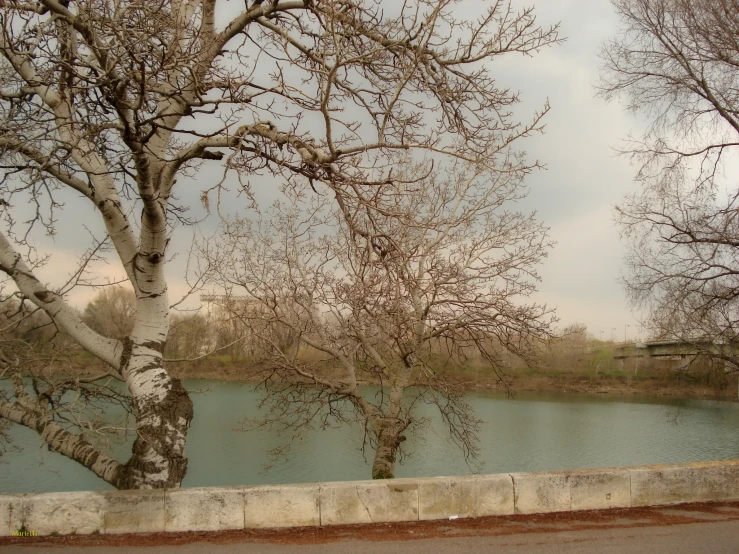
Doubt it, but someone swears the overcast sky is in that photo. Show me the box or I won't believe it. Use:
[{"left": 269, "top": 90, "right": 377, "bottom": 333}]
[
  {"left": 503, "top": 0, "right": 649, "bottom": 341},
  {"left": 30, "top": 0, "right": 656, "bottom": 341}
]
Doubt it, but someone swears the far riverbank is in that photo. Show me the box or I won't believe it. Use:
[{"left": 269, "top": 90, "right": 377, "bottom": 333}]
[{"left": 164, "top": 359, "right": 739, "bottom": 401}]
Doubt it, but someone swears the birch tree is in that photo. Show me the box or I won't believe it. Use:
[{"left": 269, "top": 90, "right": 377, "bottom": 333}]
[
  {"left": 600, "top": 0, "right": 739, "bottom": 371},
  {"left": 206, "top": 160, "right": 554, "bottom": 479},
  {"left": 0, "top": 0, "right": 559, "bottom": 488}
]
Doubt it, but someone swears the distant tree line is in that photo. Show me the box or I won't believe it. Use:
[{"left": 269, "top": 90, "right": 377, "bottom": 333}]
[{"left": 78, "top": 288, "right": 733, "bottom": 378}]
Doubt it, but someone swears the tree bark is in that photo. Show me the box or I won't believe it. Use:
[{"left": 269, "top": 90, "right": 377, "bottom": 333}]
[
  {"left": 0, "top": 398, "right": 125, "bottom": 486},
  {"left": 117, "top": 360, "right": 193, "bottom": 489},
  {"left": 371, "top": 422, "right": 405, "bottom": 479},
  {"left": 0, "top": 369, "right": 192, "bottom": 490},
  {"left": 115, "top": 251, "right": 194, "bottom": 488}
]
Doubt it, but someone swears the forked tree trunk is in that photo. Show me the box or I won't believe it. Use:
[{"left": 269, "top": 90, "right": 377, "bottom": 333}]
[
  {"left": 0, "top": 361, "right": 192, "bottom": 490},
  {"left": 0, "top": 230, "right": 194, "bottom": 489}
]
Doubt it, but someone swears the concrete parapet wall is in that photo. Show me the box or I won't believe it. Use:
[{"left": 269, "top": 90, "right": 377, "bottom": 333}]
[
  {"left": 244, "top": 484, "right": 320, "bottom": 529},
  {"left": 320, "top": 479, "right": 418, "bottom": 525},
  {"left": 631, "top": 460, "right": 739, "bottom": 506},
  {"left": 570, "top": 469, "right": 631, "bottom": 511},
  {"left": 417, "top": 474, "right": 514, "bottom": 520},
  {"left": 2, "top": 459, "right": 739, "bottom": 536},
  {"left": 104, "top": 490, "right": 164, "bottom": 534},
  {"left": 166, "top": 487, "right": 244, "bottom": 532}
]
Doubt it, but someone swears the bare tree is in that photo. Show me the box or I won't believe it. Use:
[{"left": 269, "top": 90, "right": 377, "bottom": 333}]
[
  {"left": 165, "top": 313, "right": 210, "bottom": 359},
  {"left": 205, "top": 159, "right": 554, "bottom": 479},
  {"left": 539, "top": 323, "right": 590, "bottom": 373},
  {"left": 211, "top": 299, "right": 298, "bottom": 361},
  {"left": 0, "top": 0, "right": 559, "bottom": 488},
  {"left": 82, "top": 287, "right": 137, "bottom": 341},
  {"left": 599, "top": 0, "right": 739, "bottom": 372}
]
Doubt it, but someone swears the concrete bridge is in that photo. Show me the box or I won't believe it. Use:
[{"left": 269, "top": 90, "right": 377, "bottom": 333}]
[
  {"left": 612, "top": 339, "right": 721, "bottom": 360},
  {"left": 612, "top": 340, "right": 739, "bottom": 376}
]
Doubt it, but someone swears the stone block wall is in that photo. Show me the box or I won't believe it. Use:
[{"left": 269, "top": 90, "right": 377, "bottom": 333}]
[{"left": 2, "top": 459, "right": 738, "bottom": 536}]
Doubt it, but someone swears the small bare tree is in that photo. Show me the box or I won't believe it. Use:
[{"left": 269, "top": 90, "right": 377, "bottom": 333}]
[
  {"left": 600, "top": 0, "right": 739, "bottom": 373},
  {"left": 539, "top": 323, "right": 590, "bottom": 373},
  {"left": 206, "top": 160, "right": 554, "bottom": 479},
  {"left": 0, "top": 0, "right": 559, "bottom": 488},
  {"left": 165, "top": 313, "right": 211, "bottom": 359},
  {"left": 82, "top": 287, "right": 137, "bottom": 341}
]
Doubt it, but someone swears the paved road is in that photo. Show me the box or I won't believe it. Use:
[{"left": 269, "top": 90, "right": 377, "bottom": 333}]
[{"left": 4, "top": 503, "right": 739, "bottom": 553}]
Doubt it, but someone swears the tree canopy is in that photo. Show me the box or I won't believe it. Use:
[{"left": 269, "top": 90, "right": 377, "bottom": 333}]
[{"left": 0, "top": 0, "right": 559, "bottom": 487}]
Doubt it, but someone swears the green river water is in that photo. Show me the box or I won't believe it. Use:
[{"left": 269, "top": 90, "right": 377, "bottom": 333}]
[{"left": 2, "top": 381, "right": 739, "bottom": 493}]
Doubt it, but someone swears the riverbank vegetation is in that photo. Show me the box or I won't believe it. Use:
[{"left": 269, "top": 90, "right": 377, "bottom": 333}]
[
  {"left": 164, "top": 315, "right": 739, "bottom": 400},
  {"left": 27, "top": 295, "right": 738, "bottom": 401}
]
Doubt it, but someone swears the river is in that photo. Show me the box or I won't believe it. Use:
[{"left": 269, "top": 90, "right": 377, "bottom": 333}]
[{"left": 2, "top": 381, "right": 738, "bottom": 493}]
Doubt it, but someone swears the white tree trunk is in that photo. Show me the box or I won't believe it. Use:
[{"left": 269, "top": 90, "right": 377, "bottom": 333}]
[{"left": 116, "top": 218, "right": 194, "bottom": 488}]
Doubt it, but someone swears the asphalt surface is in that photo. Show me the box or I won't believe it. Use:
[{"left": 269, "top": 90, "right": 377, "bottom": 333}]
[{"left": 3, "top": 502, "right": 739, "bottom": 553}]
